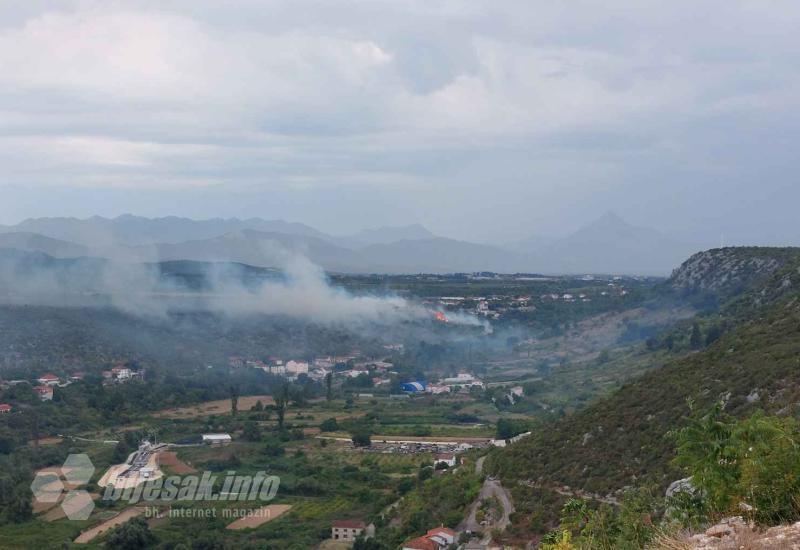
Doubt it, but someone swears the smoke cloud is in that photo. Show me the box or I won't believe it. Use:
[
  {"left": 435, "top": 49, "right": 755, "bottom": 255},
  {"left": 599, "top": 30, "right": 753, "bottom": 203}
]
[{"left": 0, "top": 247, "right": 490, "bottom": 331}]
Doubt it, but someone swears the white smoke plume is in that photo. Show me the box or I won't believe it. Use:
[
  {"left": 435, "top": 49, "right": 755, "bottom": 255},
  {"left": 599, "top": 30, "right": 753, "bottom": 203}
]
[{"left": 0, "top": 246, "right": 491, "bottom": 330}]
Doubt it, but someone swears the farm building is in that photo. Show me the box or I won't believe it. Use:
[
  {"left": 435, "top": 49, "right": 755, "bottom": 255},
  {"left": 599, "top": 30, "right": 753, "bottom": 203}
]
[
  {"left": 201, "top": 433, "right": 232, "bottom": 446},
  {"left": 400, "top": 381, "right": 426, "bottom": 393}
]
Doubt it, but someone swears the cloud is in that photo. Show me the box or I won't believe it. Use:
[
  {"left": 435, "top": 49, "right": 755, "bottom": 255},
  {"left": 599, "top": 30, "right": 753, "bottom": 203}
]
[{"left": 1, "top": 1, "right": 800, "bottom": 243}]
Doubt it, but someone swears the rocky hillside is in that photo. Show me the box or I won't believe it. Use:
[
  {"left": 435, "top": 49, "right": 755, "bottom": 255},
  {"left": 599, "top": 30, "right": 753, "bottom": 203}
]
[
  {"left": 667, "top": 247, "right": 800, "bottom": 298},
  {"left": 488, "top": 247, "right": 800, "bottom": 538}
]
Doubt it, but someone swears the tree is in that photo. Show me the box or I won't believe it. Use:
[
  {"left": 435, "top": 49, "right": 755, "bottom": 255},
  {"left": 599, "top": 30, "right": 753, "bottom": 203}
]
[
  {"left": 3, "top": 489, "right": 32, "bottom": 524},
  {"left": 242, "top": 421, "right": 261, "bottom": 442},
  {"left": 496, "top": 418, "right": 526, "bottom": 439},
  {"left": 275, "top": 384, "right": 289, "bottom": 430},
  {"left": 105, "top": 517, "right": 157, "bottom": 549},
  {"left": 353, "top": 535, "right": 383, "bottom": 550},
  {"left": 351, "top": 431, "right": 371, "bottom": 447},
  {"left": 229, "top": 385, "right": 239, "bottom": 417},
  {"left": 671, "top": 401, "right": 738, "bottom": 515},
  {"left": 263, "top": 440, "right": 285, "bottom": 457},
  {"left": 325, "top": 372, "right": 333, "bottom": 401},
  {"left": 319, "top": 418, "right": 339, "bottom": 432},
  {"left": 112, "top": 440, "right": 130, "bottom": 464},
  {"left": 690, "top": 322, "right": 703, "bottom": 349}
]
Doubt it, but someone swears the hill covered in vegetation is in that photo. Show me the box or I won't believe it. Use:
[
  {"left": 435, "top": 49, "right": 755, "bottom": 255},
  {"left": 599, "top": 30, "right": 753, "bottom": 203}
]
[{"left": 488, "top": 246, "right": 800, "bottom": 539}]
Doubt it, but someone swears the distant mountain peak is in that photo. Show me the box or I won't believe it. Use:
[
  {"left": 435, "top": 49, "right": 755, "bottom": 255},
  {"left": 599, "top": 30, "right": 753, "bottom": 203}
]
[
  {"left": 586, "top": 211, "right": 635, "bottom": 230},
  {"left": 342, "top": 223, "right": 437, "bottom": 246}
]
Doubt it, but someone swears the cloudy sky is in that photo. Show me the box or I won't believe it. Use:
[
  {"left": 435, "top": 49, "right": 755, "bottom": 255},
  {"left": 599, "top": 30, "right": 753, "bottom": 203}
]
[{"left": 1, "top": 1, "right": 799, "bottom": 245}]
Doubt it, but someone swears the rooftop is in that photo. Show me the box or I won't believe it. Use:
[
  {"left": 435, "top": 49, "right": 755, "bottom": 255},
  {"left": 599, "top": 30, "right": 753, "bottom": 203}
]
[{"left": 332, "top": 519, "right": 365, "bottom": 529}]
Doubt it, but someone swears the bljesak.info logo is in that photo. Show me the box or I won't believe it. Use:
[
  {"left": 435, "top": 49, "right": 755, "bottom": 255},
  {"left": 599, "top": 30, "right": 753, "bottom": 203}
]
[{"left": 31, "top": 453, "right": 281, "bottom": 521}]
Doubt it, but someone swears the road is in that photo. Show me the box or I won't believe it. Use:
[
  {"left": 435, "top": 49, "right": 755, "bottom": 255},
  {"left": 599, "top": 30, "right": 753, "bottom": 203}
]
[{"left": 457, "top": 456, "right": 514, "bottom": 536}]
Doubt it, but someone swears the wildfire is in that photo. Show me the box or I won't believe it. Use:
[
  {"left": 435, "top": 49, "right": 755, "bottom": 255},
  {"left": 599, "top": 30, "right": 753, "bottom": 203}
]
[{"left": 434, "top": 311, "right": 449, "bottom": 323}]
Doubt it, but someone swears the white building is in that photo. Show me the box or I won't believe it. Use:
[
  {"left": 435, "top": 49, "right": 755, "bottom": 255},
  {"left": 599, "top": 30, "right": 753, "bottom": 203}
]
[
  {"left": 202, "top": 433, "right": 232, "bottom": 446},
  {"left": 286, "top": 360, "right": 309, "bottom": 375},
  {"left": 331, "top": 520, "right": 367, "bottom": 541},
  {"left": 36, "top": 374, "right": 60, "bottom": 386},
  {"left": 433, "top": 453, "right": 456, "bottom": 468}
]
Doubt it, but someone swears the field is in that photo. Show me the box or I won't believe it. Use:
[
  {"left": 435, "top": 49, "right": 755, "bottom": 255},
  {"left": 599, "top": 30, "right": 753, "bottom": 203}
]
[
  {"left": 158, "top": 451, "right": 196, "bottom": 474},
  {"left": 225, "top": 504, "right": 293, "bottom": 530},
  {"left": 153, "top": 395, "right": 275, "bottom": 418},
  {"left": 74, "top": 507, "right": 145, "bottom": 543}
]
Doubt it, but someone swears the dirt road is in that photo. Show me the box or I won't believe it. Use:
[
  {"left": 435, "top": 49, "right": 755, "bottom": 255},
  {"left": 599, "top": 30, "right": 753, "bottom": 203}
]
[{"left": 457, "top": 476, "right": 515, "bottom": 534}]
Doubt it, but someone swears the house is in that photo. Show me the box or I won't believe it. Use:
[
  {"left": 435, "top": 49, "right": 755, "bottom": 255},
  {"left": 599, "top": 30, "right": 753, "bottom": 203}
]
[
  {"left": 36, "top": 374, "right": 59, "bottom": 386},
  {"left": 433, "top": 453, "right": 456, "bottom": 468},
  {"left": 426, "top": 384, "right": 450, "bottom": 395},
  {"left": 402, "top": 525, "right": 457, "bottom": 550},
  {"left": 383, "top": 343, "right": 404, "bottom": 352},
  {"left": 269, "top": 364, "right": 286, "bottom": 375},
  {"left": 331, "top": 519, "right": 366, "bottom": 541},
  {"left": 443, "top": 372, "right": 475, "bottom": 384},
  {"left": 425, "top": 527, "right": 456, "bottom": 546},
  {"left": 34, "top": 385, "right": 54, "bottom": 401},
  {"left": 111, "top": 366, "right": 132, "bottom": 380},
  {"left": 285, "top": 360, "right": 309, "bottom": 375},
  {"left": 201, "top": 433, "right": 232, "bottom": 446},
  {"left": 402, "top": 536, "right": 439, "bottom": 550},
  {"left": 0, "top": 404, "right": 11, "bottom": 413},
  {"left": 69, "top": 372, "right": 85, "bottom": 382},
  {"left": 507, "top": 385, "right": 525, "bottom": 404},
  {"left": 313, "top": 357, "right": 335, "bottom": 369}
]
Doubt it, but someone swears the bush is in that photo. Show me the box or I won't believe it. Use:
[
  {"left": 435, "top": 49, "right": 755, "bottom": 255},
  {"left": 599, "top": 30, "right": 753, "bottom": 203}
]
[
  {"left": 351, "top": 431, "right": 372, "bottom": 448},
  {"left": 320, "top": 417, "right": 339, "bottom": 432},
  {"left": 672, "top": 403, "right": 800, "bottom": 525}
]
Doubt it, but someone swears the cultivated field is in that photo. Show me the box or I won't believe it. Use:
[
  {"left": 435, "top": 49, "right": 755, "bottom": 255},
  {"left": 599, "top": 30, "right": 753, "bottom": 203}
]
[
  {"left": 73, "top": 507, "right": 144, "bottom": 544},
  {"left": 158, "top": 451, "right": 196, "bottom": 474},
  {"left": 225, "top": 504, "right": 292, "bottom": 530},
  {"left": 153, "top": 395, "right": 275, "bottom": 418}
]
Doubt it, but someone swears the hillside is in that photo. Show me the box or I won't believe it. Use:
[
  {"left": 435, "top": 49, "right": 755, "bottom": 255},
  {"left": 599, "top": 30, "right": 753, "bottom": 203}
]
[
  {"left": 667, "top": 246, "right": 800, "bottom": 298},
  {"left": 0, "top": 232, "right": 89, "bottom": 258},
  {"left": 488, "top": 247, "right": 800, "bottom": 534}
]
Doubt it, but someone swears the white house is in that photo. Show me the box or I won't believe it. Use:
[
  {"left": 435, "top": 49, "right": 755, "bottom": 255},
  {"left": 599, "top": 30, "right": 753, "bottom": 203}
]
[
  {"left": 202, "top": 433, "right": 232, "bottom": 446},
  {"left": 286, "top": 360, "right": 309, "bottom": 375},
  {"left": 111, "top": 367, "right": 131, "bottom": 380},
  {"left": 433, "top": 453, "right": 456, "bottom": 468},
  {"left": 34, "top": 385, "right": 54, "bottom": 401},
  {"left": 36, "top": 374, "right": 59, "bottom": 386},
  {"left": 331, "top": 520, "right": 367, "bottom": 541}
]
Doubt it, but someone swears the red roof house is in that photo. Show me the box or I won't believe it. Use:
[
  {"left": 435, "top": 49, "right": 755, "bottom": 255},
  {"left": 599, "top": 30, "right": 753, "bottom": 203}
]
[
  {"left": 402, "top": 537, "right": 439, "bottom": 550},
  {"left": 34, "top": 385, "right": 54, "bottom": 401},
  {"left": 36, "top": 374, "right": 59, "bottom": 385},
  {"left": 425, "top": 526, "right": 456, "bottom": 546}
]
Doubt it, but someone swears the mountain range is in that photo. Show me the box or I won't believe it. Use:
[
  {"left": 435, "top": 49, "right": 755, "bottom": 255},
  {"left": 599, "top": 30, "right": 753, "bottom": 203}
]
[{"left": 0, "top": 213, "right": 707, "bottom": 274}]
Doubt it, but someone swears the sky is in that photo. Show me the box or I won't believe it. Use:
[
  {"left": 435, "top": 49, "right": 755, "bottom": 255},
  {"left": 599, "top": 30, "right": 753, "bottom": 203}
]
[{"left": 1, "top": 1, "right": 799, "bottom": 245}]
